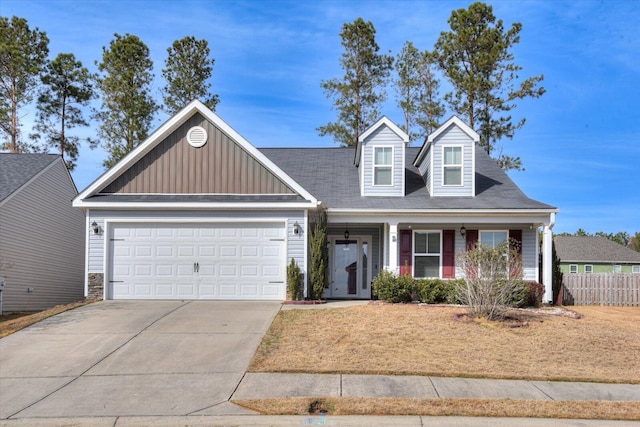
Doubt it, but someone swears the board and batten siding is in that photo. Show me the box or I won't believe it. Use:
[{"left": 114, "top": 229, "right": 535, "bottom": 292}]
[
  {"left": 102, "top": 113, "right": 295, "bottom": 195},
  {"left": 87, "top": 209, "right": 306, "bottom": 277},
  {"left": 0, "top": 159, "right": 85, "bottom": 311},
  {"left": 361, "top": 126, "right": 405, "bottom": 197},
  {"left": 431, "top": 125, "right": 474, "bottom": 197}
]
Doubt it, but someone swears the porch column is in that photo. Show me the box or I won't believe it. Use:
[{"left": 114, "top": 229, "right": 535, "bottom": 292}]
[
  {"left": 387, "top": 221, "right": 399, "bottom": 273},
  {"left": 541, "top": 213, "right": 556, "bottom": 304}
]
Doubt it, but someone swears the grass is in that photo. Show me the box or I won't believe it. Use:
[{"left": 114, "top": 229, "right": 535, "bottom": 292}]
[
  {"left": 0, "top": 300, "right": 93, "bottom": 338},
  {"left": 249, "top": 304, "right": 640, "bottom": 384},
  {"left": 234, "top": 397, "right": 640, "bottom": 420}
]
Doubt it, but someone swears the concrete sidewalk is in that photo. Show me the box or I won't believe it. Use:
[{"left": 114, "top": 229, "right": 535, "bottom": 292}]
[{"left": 233, "top": 372, "right": 640, "bottom": 401}]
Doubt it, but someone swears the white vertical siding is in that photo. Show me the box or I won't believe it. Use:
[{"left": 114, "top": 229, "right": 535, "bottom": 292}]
[
  {"left": 431, "top": 126, "right": 474, "bottom": 197},
  {"left": 0, "top": 160, "right": 85, "bottom": 311},
  {"left": 362, "top": 126, "right": 405, "bottom": 197}
]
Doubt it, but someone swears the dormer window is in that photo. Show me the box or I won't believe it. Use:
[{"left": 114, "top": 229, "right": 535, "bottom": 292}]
[
  {"left": 373, "top": 146, "right": 393, "bottom": 186},
  {"left": 443, "top": 146, "right": 463, "bottom": 186}
]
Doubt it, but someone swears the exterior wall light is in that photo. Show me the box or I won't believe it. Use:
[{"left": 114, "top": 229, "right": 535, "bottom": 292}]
[
  {"left": 344, "top": 229, "right": 350, "bottom": 239},
  {"left": 460, "top": 225, "right": 466, "bottom": 237},
  {"left": 91, "top": 221, "right": 100, "bottom": 235},
  {"left": 293, "top": 221, "right": 300, "bottom": 235}
]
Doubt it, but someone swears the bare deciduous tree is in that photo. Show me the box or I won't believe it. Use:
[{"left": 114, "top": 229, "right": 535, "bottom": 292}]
[{"left": 455, "top": 239, "right": 526, "bottom": 320}]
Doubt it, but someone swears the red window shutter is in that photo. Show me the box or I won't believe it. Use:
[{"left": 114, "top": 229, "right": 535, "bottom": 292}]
[
  {"left": 399, "top": 229, "right": 412, "bottom": 276},
  {"left": 509, "top": 229, "right": 523, "bottom": 254},
  {"left": 466, "top": 229, "right": 478, "bottom": 250},
  {"left": 442, "top": 230, "right": 455, "bottom": 279}
]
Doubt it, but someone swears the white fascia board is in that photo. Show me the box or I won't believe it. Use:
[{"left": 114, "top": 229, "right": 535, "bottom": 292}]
[
  {"left": 359, "top": 116, "right": 409, "bottom": 143},
  {"left": 427, "top": 116, "right": 480, "bottom": 144},
  {"left": 326, "top": 208, "right": 558, "bottom": 224},
  {"left": 74, "top": 100, "right": 317, "bottom": 205},
  {"left": 413, "top": 140, "right": 431, "bottom": 167},
  {"left": 72, "top": 201, "right": 317, "bottom": 210}
]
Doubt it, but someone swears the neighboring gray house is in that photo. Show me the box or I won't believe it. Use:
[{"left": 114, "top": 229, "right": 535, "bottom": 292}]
[
  {"left": 0, "top": 154, "right": 85, "bottom": 312},
  {"left": 555, "top": 235, "right": 640, "bottom": 274},
  {"left": 73, "top": 101, "right": 558, "bottom": 302}
]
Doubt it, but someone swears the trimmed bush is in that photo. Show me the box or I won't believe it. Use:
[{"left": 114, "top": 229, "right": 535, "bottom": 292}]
[
  {"left": 373, "top": 271, "right": 458, "bottom": 304},
  {"left": 416, "top": 278, "right": 461, "bottom": 304},
  {"left": 524, "top": 281, "right": 545, "bottom": 307},
  {"left": 372, "top": 270, "right": 414, "bottom": 303}
]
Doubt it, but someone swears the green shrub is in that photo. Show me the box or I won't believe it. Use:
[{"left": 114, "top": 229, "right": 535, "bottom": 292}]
[
  {"left": 372, "top": 270, "right": 415, "bottom": 303},
  {"left": 286, "top": 258, "right": 303, "bottom": 301},
  {"left": 416, "top": 279, "right": 459, "bottom": 304},
  {"left": 523, "top": 281, "right": 545, "bottom": 307}
]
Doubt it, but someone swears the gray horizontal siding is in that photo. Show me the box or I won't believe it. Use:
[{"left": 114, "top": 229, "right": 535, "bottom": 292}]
[
  {"left": 88, "top": 209, "right": 306, "bottom": 276},
  {"left": 0, "top": 160, "right": 85, "bottom": 312},
  {"left": 418, "top": 148, "right": 432, "bottom": 192},
  {"left": 362, "top": 126, "right": 404, "bottom": 197},
  {"left": 432, "top": 126, "right": 474, "bottom": 197}
]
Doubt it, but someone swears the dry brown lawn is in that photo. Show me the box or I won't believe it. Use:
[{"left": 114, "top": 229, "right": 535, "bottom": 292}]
[
  {"left": 249, "top": 304, "right": 640, "bottom": 384},
  {"left": 234, "top": 397, "right": 640, "bottom": 420},
  {"left": 0, "top": 300, "right": 93, "bottom": 338}
]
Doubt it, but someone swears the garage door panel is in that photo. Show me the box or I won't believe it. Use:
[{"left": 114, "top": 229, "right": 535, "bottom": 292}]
[{"left": 110, "top": 223, "right": 286, "bottom": 300}]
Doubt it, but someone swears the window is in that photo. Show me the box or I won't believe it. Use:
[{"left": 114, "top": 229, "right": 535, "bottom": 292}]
[
  {"left": 373, "top": 147, "right": 393, "bottom": 186},
  {"left": 479, "top": 231, "right": 508, "bottom": 248},
  {"left": 443, "top": 146, "right": 462, "bottom": 186},
  {"left": 569, "top": 264, "right": 578, "bottom": 274},
  {"left": 414, "top": 232, "right": 440, "bottom": 278},
  {"left": 585, "top": 265, "right": 593, "bottom": 273},
  {"left": 633, "top": 266, "right": 640, "bottom": 274},
  {"left": 613, "top": 265, "right": 622, "bottom": 273}
]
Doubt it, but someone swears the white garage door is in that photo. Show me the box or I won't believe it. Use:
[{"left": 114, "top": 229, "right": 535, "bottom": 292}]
[{"left": 109, "top": 223, "right": 286, "bottom": 300}]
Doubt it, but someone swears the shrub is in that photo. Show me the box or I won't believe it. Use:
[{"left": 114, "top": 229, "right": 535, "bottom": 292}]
[
  {"left": 308, "top": 209, "right": 328, "bottom": 300},
  {"left": 286, "top": 258, "right": 303, "bottom": 301},
  {"left": 455, "top": 239, "right": 526, "bottom": 320},
  {"left": 416, "top": 279, "right": 458, "bottom": 304},
  {"left": 524, "top": 281, "right": 545, "bottom": 307},
  {"left": 372, "top": 270, "right": 415, "bottom": 303}
]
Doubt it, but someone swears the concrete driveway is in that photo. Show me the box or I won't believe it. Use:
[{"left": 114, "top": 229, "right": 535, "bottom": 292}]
[{"left": 0, "top": 300, "right": 281, "bottom": 419}]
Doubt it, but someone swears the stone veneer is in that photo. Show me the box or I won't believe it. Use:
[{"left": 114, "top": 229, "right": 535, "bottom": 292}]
[{"left": 87, "top": 273, "right": 104, "bottom": 300}]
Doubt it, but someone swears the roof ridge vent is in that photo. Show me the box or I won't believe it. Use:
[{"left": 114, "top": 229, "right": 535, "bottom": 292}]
[{"left": 187, "top": 126, "right": 208, "bottom": 148}]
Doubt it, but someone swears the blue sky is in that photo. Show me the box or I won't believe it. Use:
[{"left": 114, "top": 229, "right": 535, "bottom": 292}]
[{"left": 3, "top": 0, "right": 639, "bottom": 234}]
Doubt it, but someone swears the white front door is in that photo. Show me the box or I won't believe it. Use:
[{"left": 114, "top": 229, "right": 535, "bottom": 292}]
[
  {"left": 109, "top": 223, "right": 285, "bottom": 300},
  {"left": 328, "top": 236, "right": 371, "bottom": 299}
]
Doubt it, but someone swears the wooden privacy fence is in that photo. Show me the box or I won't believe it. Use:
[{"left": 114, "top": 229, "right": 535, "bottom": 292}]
[{"left": 562, "top": 273, "right": 640, "bottom": 306}]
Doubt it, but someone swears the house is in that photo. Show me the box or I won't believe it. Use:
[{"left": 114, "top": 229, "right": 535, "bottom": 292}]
[
  {"left": 73, "top": 100, "right": 558, "bottom": 302},
  {"left": 0, "top": 154, "right": 85, "bottom": 312},
  {"left": 554, "top": 235, "right": 640, "bottom": 274}
]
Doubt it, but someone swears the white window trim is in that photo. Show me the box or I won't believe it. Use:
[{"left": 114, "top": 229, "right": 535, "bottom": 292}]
[
  {"left": 585, "top": 264, "right": 593, "bottom": 273},
  {"left": 412, "top": 230, "right": 442, "bottom": 279},
  {"left": 632, "top": 265, "right": 640, "bottom": 274},
  {"left": 373, "top": 145, "right": 394, "bottom": 187},
  {"left": 569, "top": 264, "right": 578, "bottom": 274},
  {"left": 442, "top": 145, "right": 464, "bottom": 187},
  {"left": 479, "top": 230, "right": 509, "bottom": 248}
]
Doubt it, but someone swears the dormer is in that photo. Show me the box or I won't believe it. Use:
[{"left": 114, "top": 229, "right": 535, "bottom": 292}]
[
  {"left": 413, "top": 116, "right": 478, "bottom": 197},
  {"left": 355, "top": 116, "right": 409, "bottom": 197}
]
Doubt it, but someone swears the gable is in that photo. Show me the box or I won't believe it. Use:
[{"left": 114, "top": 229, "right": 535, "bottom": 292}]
[
  {"left": 101, "top": 112, "right": 295, "bottom": 195},
  {"left": 0, "top": 153, "right": 59, "bottom": 203}
]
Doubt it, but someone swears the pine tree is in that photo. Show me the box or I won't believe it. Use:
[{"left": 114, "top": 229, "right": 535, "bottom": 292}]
[
  {"left": 318, "top": 18, "right": 393, "bottom": 147},
  {"left": 31, "top": 53, "right": 95, "bottom": 171},
  {"left": 162, "top": 36, "right": 219, "bottom": 114},
  {"left": 0, "top": 16, "right": 49, "bottom": 151},
  {"left": 435, "top": 2, "right": 545, "bottom": 171},
  {"left": 94, "top": 33, "right": 158, "bottom": 168}
]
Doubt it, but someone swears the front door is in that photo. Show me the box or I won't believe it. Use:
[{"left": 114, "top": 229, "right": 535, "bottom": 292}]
[{"left": 328, "top": 237, "right": 370, "bottom": 299}]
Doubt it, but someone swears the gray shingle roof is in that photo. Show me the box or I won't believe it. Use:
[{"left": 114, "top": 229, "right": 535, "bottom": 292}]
[
  {"left": 554, "top": 235, "right": 640, "bottom": 263},
  {"left": 0, "top": 153, "right": 59, "bottom": 202},
  {"left": 259, "top": 146, "right": 555, "bottom": 210}
]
